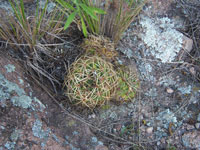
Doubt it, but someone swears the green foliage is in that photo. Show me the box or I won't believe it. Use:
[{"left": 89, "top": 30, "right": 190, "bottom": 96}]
[
  {"left": 56, "top": 0, "right": 146, "bottom": 44},
  {"left": 116, "top": 66, "right": 139, "bottom": 102},
  {"left": 120, "top": 123, "right": 134, "bottom": 136},
  {"left": 55, "top": 0, "right": 106, "bottom": 37}
]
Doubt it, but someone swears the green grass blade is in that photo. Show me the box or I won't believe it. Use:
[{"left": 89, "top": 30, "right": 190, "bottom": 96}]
[
  {"left": 8, "top": 18, "right": 17, "bottom": 37},
  {"left": 20, "top": 0, "right": 26, "bottom": 24},
  {"left": 64, "top": 10, "right": 77, "bottom": 30},
  {"left": 8, "top": 0, "right": 22, "bottom": 24},
  {"left": 80, "top": 15, "right": 87, "bottom": 37},
  {"left": 37, "top": 0, "right": 48, "bottom": 35},
  {"left": 56, "top": 0, "right": 75, "bottom": 11},
  {"left": 82, "top": 11, "right": 95, "bottom": 33},
  {"left": 36, "top": 0, "right": 39, "bottom": 21},
  {"left": 90, "top": 7, "right": 106, "bottom": 14},
  {"left": 79, "top": 4, "right": 98, "bottom": 21},
  {"left": 14, "top": 0, "right": 24, "bottom": 24}
]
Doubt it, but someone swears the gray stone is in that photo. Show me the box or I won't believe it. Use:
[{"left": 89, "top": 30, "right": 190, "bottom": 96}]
[
  {"left": 186, "top": 124, "right": 195, "bottom": 130},
  {"left": 197, "top": 113, "right": 200, "bottom": 122},
  {"left": 195, "top": 123, "right": 200, "bottom": 129},
  {"left": 146, "top": 127, "right": 153, "bottom": 134},
  {"left": 166, "top": 88, "right": 174, "bottom": 94}
]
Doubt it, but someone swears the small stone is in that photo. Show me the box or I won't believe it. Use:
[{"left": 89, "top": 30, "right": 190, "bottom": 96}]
[
  {"left": 146, "top": 127, "right": 153, "bottom": 134},
  {"left": 197, "top": 113, "right": 200, "bottom": 122},
  {"left": 157, "top": 141, "right": 161, "bottom": 146},
  {"left": 166, "top": 88, "right": 174, "bottom": 94},
  {"left": 91, "top": 137, "right": 98, "bottom": 143},
  {"left": 189, "top": 67, "right": 196, "bottom": 75},
  {"left": 195, "top": 123, "right": 200, "bottom": 129},
  {"left": 88, "top": 114, "right": 96, "bottom": 119},
  {"left": 186, "top": 124, "right": 195, "bottom": 130},
  {"left": 182, "top": 36, "right": 193, "bottom": 53}
]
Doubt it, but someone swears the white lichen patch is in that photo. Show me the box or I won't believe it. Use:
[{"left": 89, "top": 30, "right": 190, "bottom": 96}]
[
  {"left": 18, "top": 77, "right": 24, "bottom": 85},
  {"left": 32, "top": 119, "right": 51, "bottom": 139},
  {"left": 137, "top": 62, "right": 156, "bottom": 81},
  {"left": 178, "top": 85, "right": 192, "bottom": 95},
  {"left": 156, "top": 109, "right": 177, "bottom": 129},
  {"left": 140, "top": 16, "right": 183, "bottom": 63},
  {"left": 11, "top": 95, "right": 32, "bottom": 109},
  {"left": 4, "top": 64, "right": 15, "bottom": 73},
  {"left": 0, "top": 72, "right": 44, "bottom": 110}
]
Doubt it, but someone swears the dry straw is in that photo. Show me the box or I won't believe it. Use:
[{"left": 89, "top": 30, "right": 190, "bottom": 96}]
[
  {"left": 64, "top": 55, "right": 119, "bottom": 108},
  {"left": 81, "top": 34, "right": 118, "bottom": 61}
]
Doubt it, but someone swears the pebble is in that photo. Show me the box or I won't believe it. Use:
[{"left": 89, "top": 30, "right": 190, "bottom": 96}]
[
  {"left": 166, "top": 88, "right": 174, "bottom": 94},
  {"left": 157, "top": 141, "right": 161, "bottom": 146},
  {"left": 195, "top": 123, "right": 200, "bottom": 129},
  {"left": 146, "top": 127, "right": 153, "bottom": 134},
  {"left": 197, "top": 113, "right": 200, "bottom": 122},
  {"left": 189, "top": 67, "right": 196, "bottom": 75},
  {"left": 88, "top": 114, "right": 96, "bottom": 119},
  {"left": 186, "top": 124, "right": 195, "bottom": 130}
]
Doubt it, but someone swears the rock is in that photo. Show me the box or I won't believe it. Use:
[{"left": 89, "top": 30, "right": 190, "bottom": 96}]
[
  {"left": 182, "top": 131, "right": 200, "bottom": 149},
  {"left": 195, "top": 123, "right": 200, "bottom": 129},
  {"left": 186, "top": 124, "right": 195, "bottom": 130},
  {"left": 189, "top": 67, "right": 196, "bottom": 75},
  {"left": 146, "top": 127, "right": 153, "bottom": 134},
  {"left": 197, "top": 113, "right": 200, "bottom": 122},
  {"left": 88, "top": 114, "right": 96, "bottom": 119},
  {"left": 182, "top": 35, "right": 193, "bottom": 53},
  {"left": 0, "top": 54, "right": 102, "bottom": 150},
  {"left": 157, "top": 141, "right": 161, "bottom": 146},
  {"left": 166, "top": 88, "right": 174, "bottom": 94},
  {"left": 140, "top": 16, "right": 193, "bottom": 63}
]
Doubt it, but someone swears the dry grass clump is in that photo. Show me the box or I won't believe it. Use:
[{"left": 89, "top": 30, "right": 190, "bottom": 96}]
[
  {"left": 0, "top": 0, "right": 64, "bottom": 54},
  {"left": 64, "top": 55, "right": 119, "bottom": 108},
  {"left": 64, "top": 34, "right": 140, "bottom": 108},
  {"left": 81, "top": 34, "right": 118, "bottom": 61}
]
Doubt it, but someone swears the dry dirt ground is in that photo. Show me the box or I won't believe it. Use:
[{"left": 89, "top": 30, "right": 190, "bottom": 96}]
[{"left": 0, "top": 0, "right": 200, "bottom": 150}]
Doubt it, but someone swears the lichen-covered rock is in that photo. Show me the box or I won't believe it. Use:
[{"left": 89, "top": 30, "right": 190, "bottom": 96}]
[
  {"left": 182, "top": 131, "right": 200, "bottom": 149},
  {"left": 0, "top": 54, "right": 108, "bottom": 150},
  {"left": 139, "top": 16, "right": 193, "bottom": 63}
]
